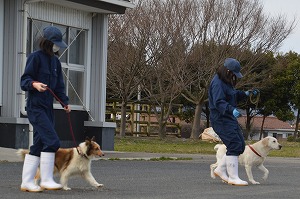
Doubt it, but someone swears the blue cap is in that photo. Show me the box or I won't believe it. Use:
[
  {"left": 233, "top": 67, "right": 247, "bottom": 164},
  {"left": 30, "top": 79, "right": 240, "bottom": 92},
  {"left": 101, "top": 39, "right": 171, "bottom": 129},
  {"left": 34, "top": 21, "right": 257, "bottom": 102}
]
[
  {"left": 224, "top": 58, "right": 243, "bottom": 78},
  {"left": 43, "top": 26, "right": 68, "bottom": 48}
]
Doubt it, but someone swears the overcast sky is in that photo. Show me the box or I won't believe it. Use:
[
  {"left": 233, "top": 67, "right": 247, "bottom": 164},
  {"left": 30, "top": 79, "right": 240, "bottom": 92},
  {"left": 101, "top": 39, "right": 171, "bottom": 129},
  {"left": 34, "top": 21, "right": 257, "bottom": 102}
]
[{"left": 262, "top": 0, "right": 300, "bottom": 53}]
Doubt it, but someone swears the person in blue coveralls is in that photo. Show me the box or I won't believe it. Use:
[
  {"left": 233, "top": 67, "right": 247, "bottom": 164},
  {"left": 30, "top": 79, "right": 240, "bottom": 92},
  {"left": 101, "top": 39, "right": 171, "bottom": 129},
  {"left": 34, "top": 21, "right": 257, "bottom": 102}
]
[
  {"left": 20, "top": 26, "right": 71, "bottom": 192},
  {"left": 208, "top": 58, "right": 258, "bottom": 186}
]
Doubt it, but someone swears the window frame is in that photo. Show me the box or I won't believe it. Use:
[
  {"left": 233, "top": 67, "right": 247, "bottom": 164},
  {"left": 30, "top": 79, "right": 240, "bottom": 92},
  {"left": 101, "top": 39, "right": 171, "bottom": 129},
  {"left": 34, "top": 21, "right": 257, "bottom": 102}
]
[{"left": 27, "top": 19, "right": 90, "bottom": 111}]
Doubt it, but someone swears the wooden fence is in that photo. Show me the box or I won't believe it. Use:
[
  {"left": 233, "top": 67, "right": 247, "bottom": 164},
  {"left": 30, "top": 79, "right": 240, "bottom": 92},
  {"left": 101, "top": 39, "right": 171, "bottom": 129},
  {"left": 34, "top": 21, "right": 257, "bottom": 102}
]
[{"left": 106, "top": 100, "right": 183, "bottom": 137}]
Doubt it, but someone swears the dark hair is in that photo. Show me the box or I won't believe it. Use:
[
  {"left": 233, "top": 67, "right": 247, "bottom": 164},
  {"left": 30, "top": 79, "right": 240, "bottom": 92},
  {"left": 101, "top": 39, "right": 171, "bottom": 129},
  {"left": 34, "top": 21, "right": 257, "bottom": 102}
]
[
  {"left": 39, "top": 37, "right": 59, "bottom": 56},
  {"left": 217, "top": 65, "right": 237, "bottom": 86}
]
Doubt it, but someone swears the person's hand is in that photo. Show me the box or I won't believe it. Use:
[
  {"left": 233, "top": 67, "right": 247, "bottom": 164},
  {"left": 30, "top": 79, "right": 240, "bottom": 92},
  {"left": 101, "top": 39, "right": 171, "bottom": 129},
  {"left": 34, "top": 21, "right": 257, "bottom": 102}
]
[
  {"left": 233, "top": 108, "right": 241, "bottom": 118},
  {"left": 32, "top": 82, "right": 47, "bottom": 92},
  {"left": 64, "top": 105, "right": 71, "bottom": 113},
  {"left": 251, "top": 89, "right": 260, "bottom": 97},
  {"left": 245, "top": 89, "right": 260, "bottom": 97}
]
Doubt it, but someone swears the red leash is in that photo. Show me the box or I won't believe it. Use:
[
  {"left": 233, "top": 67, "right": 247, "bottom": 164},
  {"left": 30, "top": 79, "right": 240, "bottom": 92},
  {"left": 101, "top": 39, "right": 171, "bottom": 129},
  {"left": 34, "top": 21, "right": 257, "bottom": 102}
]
[{"left": 45, "top": 87, "right": 78, "bottom": 147}]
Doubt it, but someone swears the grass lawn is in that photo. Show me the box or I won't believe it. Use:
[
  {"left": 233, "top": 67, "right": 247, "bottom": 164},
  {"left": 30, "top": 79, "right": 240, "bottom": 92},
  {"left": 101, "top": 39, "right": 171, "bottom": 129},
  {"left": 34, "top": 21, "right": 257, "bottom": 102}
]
[{"left": 114, "top": 136, "right": 300, "bottom": 158}]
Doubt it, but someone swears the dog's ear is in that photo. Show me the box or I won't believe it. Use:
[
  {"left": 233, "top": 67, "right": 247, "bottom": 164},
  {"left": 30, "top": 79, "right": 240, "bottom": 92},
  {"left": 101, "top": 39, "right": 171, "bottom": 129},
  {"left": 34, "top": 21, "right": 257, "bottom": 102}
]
[
  {"left": 262, "top": 137, "right": 269, "bottom": 147},
  {"left": 85, "top": 136, "right": 91, "bottom": 145},
  {"left": 85, "top": 136, "right": 91, "bottom": 141},
  {"left": 91, "top": 136, "right": 96, "bottom": 141}
]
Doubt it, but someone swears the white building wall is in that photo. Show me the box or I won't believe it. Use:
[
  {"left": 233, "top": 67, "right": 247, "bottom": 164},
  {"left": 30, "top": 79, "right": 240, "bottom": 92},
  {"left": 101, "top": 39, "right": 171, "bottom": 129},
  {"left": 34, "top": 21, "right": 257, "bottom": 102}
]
[
  {"left": 27, "top": 2, "right": 92, "bottom": 29},
  {"left": 1, "top": 0, "right": 24, "bottom": 118},
  {"left": 251, "top": 130, "right": 294, "bottom": 140},
  {"left": 90, "top": 14, "right": 108, "bottom": 122},
  {"left": 0, "top": 0, "right": 3, "bottom": 106}
]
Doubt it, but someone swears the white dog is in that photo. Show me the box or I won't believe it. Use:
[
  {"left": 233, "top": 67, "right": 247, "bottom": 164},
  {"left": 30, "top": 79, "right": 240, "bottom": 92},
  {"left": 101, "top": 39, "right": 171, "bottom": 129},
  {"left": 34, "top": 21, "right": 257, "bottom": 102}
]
[{"left": 210, "top": 136, "right": 282, "bottom": 184}]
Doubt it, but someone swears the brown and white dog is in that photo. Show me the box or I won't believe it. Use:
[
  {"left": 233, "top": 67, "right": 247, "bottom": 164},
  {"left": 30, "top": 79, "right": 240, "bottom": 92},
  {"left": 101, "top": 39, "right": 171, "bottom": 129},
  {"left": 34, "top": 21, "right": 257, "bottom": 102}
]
[
  {"left": 17, "top": 136, "right": 104, "bottom": 190},
  {"left": 210, "top": 136, "right": 282, "bottom": 184}
]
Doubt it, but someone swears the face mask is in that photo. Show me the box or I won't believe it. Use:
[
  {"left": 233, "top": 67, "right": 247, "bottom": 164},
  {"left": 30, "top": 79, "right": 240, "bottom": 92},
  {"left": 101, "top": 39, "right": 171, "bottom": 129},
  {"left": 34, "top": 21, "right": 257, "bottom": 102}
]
[{"left": 53, "top": 44, "right": 60, "bottom": 53}]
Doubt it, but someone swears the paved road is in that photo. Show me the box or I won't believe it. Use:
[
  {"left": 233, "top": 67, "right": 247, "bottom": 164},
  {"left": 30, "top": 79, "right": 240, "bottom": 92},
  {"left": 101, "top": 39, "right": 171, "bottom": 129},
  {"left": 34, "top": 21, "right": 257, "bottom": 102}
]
[{"left": 1, "top": 149, "right": 300, "bottom": 199}]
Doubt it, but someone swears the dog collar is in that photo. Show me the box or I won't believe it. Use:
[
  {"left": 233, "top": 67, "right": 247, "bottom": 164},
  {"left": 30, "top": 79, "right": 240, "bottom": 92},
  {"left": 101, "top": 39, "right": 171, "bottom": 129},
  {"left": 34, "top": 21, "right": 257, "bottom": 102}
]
[
  {"left": 76, "top": 147, "right": 89, "bottom": 159},
  {"left": 248, "top": 145, "right": 262, "bottom": 157}
]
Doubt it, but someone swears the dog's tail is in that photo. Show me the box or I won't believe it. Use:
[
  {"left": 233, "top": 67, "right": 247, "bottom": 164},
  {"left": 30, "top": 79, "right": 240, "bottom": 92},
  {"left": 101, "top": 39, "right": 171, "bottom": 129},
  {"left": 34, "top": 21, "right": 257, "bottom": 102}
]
[
  {"left": 16, "top": 149, "right": 30, "bottom": 161},
  {"left": 214, "top": 144, "right": 222, "bottom": 152}
]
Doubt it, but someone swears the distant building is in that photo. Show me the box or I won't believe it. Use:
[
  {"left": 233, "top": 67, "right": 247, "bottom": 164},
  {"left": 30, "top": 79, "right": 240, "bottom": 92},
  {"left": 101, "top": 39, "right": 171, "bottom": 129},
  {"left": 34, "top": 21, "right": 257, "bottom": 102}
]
[{"left": 238, "top": 116, "right": 295, "bottom": 140}]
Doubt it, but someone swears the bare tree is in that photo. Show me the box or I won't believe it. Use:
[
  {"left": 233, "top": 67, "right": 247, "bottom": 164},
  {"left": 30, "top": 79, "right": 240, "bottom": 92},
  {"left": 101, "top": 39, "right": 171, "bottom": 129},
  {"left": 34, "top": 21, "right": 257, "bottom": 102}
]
[
  {"left": 140, "top": 0, "right": 198, "bottom": 138},
  {"left": 107, "top": 0, "right": 295, "bottom": 139},
  {"left": 108, "top": 0, "right": 198, "bottom": 138},
  {"left": 181, "top": 0, "right": 295, "bottom": 139},
  {"left": 107, "top": 1, "right": 161, "bottom": 137}
]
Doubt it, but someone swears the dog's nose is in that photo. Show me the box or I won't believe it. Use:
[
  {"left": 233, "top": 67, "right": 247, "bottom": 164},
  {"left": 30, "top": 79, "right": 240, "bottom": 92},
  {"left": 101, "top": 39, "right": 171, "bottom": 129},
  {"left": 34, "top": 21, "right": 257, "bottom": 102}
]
[
  {"left": 99, "top": 152, "right": 104, "bottom": 157},
  {"left": 279, "top": 145, "right": 282, "bottom": 149}
]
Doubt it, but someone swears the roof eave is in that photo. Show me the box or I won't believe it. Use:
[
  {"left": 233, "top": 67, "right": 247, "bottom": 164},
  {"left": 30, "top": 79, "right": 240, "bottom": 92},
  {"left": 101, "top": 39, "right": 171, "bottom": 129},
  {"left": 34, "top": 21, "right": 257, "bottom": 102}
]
[
  {"left": 99, "top": 0, "right": 136, "bottom": 9},
  {"left": 45, "top": 0, "right": 135, "bottom": 14}
]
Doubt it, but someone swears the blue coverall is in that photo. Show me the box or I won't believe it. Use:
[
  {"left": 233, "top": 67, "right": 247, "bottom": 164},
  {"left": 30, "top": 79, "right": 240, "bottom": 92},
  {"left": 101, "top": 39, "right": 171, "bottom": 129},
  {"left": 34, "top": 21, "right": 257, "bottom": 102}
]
[
  {"left": 20, "top": 50, "right": 69, "bottom": 156},
  {"left": 208, "top": 74, "right": 247, "bottom": 156}
]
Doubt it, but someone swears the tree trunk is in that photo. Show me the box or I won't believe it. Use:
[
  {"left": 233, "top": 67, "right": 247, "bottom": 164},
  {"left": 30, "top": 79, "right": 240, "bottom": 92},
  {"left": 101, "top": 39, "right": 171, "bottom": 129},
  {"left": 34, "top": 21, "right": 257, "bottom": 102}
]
[
  {"left": 191, "top": 102, "right": 203, "bottom": 139},
  {"left": 157, "top": 105, "right": 167, "bottom": 139},
  {"left": 158, "top": 119, "right": 167, "bottom": 139},
  {"left": 259, "top": 115, "right": 266, "bottom": 140},
  {"left": 120, "top": 101, "right": 127, "bottom": 137},
  {"left": 294, "top": 109, "right": 300, "bottom": 139},
  {"left": 244, "top": 108, "right": 252, "bottom": 140}
]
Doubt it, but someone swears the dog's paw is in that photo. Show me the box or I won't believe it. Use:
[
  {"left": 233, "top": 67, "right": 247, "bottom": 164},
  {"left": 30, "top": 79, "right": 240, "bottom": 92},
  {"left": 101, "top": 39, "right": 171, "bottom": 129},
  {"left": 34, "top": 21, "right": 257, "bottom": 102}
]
[
  {"left": 262, "top": 175, "right": 268, "bottom": 181},
  {"left": 250, "top": 180, "right": 260, "bottom": 185},
  {"left": 262, "top": 170, "right": 269, "bottom": 181},
  {"left": 211, "top": 172, "right": 216, "bottom": 179},
  {"left": 63, "top": 186, "right": 71, "bottom": 191},
  {"left": 95, "top": 183, "right": 104, "bottom": 188}
]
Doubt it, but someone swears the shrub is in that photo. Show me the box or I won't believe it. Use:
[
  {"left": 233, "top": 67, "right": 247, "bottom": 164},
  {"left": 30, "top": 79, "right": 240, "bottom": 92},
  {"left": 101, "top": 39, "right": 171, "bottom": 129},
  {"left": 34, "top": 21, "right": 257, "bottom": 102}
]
[
  {"left": 287, "top": 135, "right": 295, "bottom": 142},
  {"left": 181, "top": 124, "right": 192, "bottom": 138}
]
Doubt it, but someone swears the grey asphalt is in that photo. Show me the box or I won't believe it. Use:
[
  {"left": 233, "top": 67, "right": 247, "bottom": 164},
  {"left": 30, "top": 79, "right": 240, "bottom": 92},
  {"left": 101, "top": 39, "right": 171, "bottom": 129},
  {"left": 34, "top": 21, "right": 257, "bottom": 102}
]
[{"left": 1, "top": 147, "right": 300, "bottom": 199}]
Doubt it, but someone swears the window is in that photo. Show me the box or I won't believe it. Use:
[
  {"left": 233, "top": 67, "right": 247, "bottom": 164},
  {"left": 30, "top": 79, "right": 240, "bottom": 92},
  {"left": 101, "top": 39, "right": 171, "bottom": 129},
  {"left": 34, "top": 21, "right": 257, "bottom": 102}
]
[{"left": 27, "top": 19, "right": 87, "bottom": 107}]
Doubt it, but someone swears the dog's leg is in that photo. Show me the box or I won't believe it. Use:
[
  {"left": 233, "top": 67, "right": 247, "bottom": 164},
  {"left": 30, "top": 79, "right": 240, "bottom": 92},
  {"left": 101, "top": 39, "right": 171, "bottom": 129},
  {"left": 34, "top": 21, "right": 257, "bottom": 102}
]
[
  {"left": 60, "top": 171, "right": 71, "bottom": 191},
  {"left": 34, "top": 168, "right": 40, "bottom": 185},
  {"left": 245, "top": 165, "right": 260, "bottom": 184},
  {"left": 257, "top": 164, "right": 269, "bottom": 181},
  {"left": 210, "top": 163, "right": 217, "bottom": 179},
  {"left": 83, "top": 171, "right": 103, "bottom": 188}
]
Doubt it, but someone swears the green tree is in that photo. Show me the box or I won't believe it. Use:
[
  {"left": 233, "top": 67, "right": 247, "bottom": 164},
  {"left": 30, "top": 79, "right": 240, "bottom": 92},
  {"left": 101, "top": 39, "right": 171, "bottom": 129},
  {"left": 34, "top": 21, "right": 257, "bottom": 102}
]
[
  {"left": 275, "top": 52, "right": 300, "bottom": 138},
  {"left": 256, "top": 52, "right": 300, "bottom": 140}
]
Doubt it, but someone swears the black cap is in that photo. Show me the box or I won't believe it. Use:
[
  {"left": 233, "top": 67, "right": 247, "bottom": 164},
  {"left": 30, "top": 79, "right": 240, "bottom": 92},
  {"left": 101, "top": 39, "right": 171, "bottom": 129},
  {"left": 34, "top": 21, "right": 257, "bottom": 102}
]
[
  {"left": 224, "top": 58, "right": 243, "bottom": 78},
  {"left": 43, "top": 26, "right": 67, "bottom": 48}
]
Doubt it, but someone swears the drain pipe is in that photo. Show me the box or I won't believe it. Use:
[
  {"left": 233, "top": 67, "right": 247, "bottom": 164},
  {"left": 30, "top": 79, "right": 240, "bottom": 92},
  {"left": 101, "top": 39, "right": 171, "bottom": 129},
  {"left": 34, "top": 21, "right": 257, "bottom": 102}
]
[{"left": 20, "top": 0, "right": 44, "bottom": 148}]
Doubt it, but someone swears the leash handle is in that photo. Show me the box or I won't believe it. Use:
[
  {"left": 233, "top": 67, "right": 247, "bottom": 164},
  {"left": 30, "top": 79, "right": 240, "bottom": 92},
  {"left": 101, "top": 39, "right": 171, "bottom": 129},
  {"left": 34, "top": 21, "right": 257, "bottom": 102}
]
[{"left": 249, "top": 91, "right": 260, "bottom": 109}]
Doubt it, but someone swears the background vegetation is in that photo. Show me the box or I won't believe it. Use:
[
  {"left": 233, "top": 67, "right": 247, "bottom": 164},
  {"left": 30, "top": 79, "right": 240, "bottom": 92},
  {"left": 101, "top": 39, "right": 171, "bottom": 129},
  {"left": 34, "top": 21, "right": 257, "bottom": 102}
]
[
  {"left": 114, "top": 137, "right": 300, "bottom": 158},
  {"left": 107, "top": 0, "right": 300, "bottom": 140}
]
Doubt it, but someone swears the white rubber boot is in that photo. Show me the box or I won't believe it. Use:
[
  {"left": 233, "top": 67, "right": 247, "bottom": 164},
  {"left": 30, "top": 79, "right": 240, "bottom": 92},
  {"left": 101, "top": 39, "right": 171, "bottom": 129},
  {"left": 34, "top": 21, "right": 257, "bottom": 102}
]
[
  {"left": 20, "top": 154, "right": 43, "bottom": 192},
  {"left": 40, "top": 152, "right": 62, "bottom": 190},
  {"left": 226, "top": 156, "right": 248, "bottom": 186},
  {"left": 213, "top": 155, "right": 228, "bottom": 183}
]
